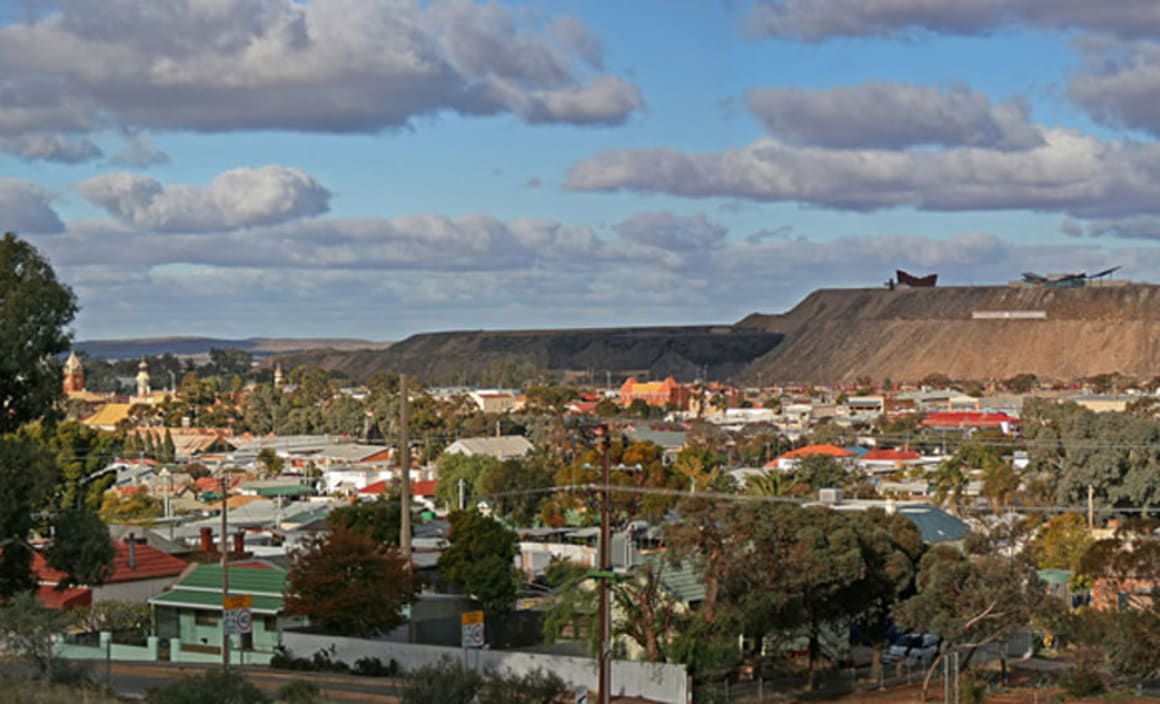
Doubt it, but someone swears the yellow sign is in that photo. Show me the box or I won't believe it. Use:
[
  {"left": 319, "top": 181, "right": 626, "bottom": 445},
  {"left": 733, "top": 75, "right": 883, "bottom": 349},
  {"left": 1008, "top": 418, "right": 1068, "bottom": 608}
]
[
  {"left": 224, "top": 594, "right": 252, "bottom": 610},
  {"left": 461, "top": 610, "right": 484, "bottom": 626}
]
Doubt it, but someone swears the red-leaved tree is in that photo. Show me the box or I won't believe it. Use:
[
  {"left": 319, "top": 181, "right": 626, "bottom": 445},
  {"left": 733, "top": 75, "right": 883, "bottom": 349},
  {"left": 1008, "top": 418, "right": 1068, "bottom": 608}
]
[{"left": 284, "top": 526, "right": 419, "bottom": 636}]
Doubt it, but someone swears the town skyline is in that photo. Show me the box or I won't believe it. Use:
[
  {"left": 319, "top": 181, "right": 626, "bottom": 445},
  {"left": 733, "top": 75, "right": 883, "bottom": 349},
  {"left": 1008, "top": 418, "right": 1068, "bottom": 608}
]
[{"left": 3, "top": 0, "right": 1159, "bottom": 340}]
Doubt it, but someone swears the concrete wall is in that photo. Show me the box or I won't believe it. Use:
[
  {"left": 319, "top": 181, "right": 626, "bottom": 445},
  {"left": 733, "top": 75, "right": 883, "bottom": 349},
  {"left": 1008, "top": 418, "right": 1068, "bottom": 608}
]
[
  {"left": 56, "top": 632, "right": 159, "bottom": 662},
  {"left": 282, "top": 631, "right": 688, "bottom": 703}
]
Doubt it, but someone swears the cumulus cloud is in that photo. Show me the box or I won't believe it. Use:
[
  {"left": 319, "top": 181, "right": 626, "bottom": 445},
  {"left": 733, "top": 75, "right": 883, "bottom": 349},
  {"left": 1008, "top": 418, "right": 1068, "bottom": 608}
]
[
  {"left": 75, "top": 166, "right": 331, "bottom": 233},
  {"left": 748, "top": 0, "right": 1160, "bottom": 41},
  {"left": 109, "top": 133, "right": 170, "bottom": 168},
  {"left": 0, "top": 179, "right": 65, "bottom": 234},
  {"left": 567, "top": 129, "right": 1160, "bottom": 219},
  {"left": 1070, "top": 40, "right": 1160, "bottom": 139},
  {"left": 0, "top": 134, "right": 102, "bottom": 163},
  {"left": 0, "top": 0, "right": 643, "bottom": 151},
  {"left": 746, "top": 83, "right": 1042, "bottom": 150},
  {"left": 1060, "top": 216, "right": 1160, "bottom": 240},
  {"left": 40, "top": 217, "right": 1127, "bottom": 339}
]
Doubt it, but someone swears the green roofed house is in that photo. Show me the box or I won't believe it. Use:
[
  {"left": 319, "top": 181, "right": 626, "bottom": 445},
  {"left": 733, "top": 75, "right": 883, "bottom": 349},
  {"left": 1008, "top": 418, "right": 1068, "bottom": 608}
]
[{"left": 149, "top": 562, "right": 304, "bottom": 665}]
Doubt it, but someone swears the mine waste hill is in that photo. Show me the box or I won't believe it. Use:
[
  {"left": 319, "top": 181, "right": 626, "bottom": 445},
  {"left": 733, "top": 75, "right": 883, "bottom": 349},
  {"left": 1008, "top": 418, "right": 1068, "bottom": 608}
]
[
  {"left": 273, "top": 326, "right": 784, "bottom": 384},
  {"left": 736, "top": 284, "right": 1160, "bottom": 383}
]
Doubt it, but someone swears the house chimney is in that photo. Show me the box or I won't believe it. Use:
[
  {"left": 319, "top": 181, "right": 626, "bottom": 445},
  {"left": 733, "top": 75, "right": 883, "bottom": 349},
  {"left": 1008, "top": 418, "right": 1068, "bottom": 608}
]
[
  {"left": 200, "top": 526, "right": 214, "bottom": 553},
  {"left": 128, "top": 533, "right": 137, "bottom": 570},
  {"left": 233, "top": 531, "right": 245, "bottom": 556}
]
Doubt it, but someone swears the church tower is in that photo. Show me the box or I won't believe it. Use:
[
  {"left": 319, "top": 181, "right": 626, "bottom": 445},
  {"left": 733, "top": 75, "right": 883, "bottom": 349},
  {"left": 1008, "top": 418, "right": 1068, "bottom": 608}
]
[
  {"left": 136, "top": 357, "right": 151, "bottom": 399},
  {"left": 273, "top": 363, "right": 284, "bottom": 389},
  {"left": 63, "top": 351, "right": 84, "bottom": 394}
]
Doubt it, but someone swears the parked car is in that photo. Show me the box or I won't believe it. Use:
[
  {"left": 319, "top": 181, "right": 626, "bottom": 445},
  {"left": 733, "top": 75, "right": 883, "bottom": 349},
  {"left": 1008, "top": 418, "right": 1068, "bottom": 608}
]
[{"left": 884, "top": 633, "right": 940, "bottom": 666}]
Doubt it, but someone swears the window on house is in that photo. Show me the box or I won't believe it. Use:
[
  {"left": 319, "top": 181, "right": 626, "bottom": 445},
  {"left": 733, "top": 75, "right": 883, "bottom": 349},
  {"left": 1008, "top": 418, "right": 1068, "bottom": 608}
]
[
  {"left": 263, "top": 616, "right": 278, "bottom": 632},
  {"left": 195, "top": 611, "right": 219, "bottom": 627}
]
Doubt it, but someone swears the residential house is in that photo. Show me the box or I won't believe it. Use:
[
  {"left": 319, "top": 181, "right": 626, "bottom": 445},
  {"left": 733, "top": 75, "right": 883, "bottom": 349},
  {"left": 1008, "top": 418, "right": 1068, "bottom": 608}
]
[
  {"left": 764, "top": 444, "right": 856, "bottom": 472},
  {"left": 34, "top": 538, "right": 188, "bottom": 609},
  {"left": 443, "top": 435, "right": 534, "bottom": 461},
  {"left": 467, "top": 390, "right": 519, "bottom": 414},
  {"left": 150, "top": 562, "right": 301, "bottom": 661}
]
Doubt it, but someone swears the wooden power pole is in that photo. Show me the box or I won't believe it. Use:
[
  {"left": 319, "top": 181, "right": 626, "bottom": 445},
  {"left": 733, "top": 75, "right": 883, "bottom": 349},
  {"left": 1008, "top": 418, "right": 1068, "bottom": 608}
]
[
  {"left": 399, "top": 374, "right": 412, "bottom": 563},
  {"left": 597, "top": 424, "right": 612, "bottom": 704}
]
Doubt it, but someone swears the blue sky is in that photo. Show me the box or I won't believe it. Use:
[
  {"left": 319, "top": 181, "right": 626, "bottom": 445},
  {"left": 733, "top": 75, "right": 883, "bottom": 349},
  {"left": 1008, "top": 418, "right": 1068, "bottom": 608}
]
[{"left": 3, "top": 0, "right": 1160, "bottom": 340}]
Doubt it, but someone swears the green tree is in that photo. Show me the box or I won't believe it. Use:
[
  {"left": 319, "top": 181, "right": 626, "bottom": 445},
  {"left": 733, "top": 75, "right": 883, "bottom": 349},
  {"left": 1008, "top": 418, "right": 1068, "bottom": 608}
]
[
  {"left": 478, "top": 457, "right": 552, "bottom": 526},
  {"left": 1028, "top": 513, "right": 1093, "bottom": 574},
  {"left": 0, "top": 233, "right": 77, "bottom": 435},
  {"left": 435, "top": 453, "right": 498, "bottom": 510},
  {"left": 44, "top": 510, "right": 115, "bottom": 590},
  {"left": 256, "top": 448, "right": 284, "bottom": 477},
  {"left": 0, "top": 438, "right": 56, "bottom": 597},
  {"left": 594, "top": 398, "right": 619, "bottom": 417},
  {"left": 931, "top": 456, "right": 968, "bottom": 515},
  {"left": 18, "top": 420, "right": 119, "bottom": 512},
  {"left": 283, "top": 526, "right": 418, "bottom": 637},
  {"left": 145, "top": 668, "right": 269, "bottom": 704},
  {"left": 894, "top": 546, "right": 1048, "bottom": 699},
  {"left": 0, "top": 592, "right": 71, "bottom": 679},
  {"left": 327, "top": 496, "right": 402, "bottom": 546},
  {"left": 438, "top": 510, "right": 519, "bottom": 616}
]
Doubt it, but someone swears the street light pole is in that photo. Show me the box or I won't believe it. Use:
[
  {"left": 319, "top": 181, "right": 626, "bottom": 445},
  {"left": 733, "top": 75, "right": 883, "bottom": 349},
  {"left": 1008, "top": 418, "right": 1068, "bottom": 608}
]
[{"left": 597, "top": 424, "right": 612, "bottom": 704}]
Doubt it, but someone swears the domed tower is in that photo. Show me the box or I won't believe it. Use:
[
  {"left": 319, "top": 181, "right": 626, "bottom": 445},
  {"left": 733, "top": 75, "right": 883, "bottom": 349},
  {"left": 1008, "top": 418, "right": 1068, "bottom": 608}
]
[
  {"left": 136, "top": 357, "right": 151, "bottom": 399},
  {"left": 63, "top": 351, "right": 84, "bottom": 394},
  {"left": 273, "top": 363, "right": 284, "bottom": 389}
]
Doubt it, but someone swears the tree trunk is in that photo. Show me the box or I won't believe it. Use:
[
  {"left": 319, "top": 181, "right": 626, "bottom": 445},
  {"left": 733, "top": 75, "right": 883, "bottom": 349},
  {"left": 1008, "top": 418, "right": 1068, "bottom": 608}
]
[
  {"left": 871, "top": 642, "right": 884, "bottom": 689},
  {"left": 921, "top": 641, "right": 948, "bottom": 701},
  {"left": 807, "top": 631, "right": 820, "bottom": 691}
]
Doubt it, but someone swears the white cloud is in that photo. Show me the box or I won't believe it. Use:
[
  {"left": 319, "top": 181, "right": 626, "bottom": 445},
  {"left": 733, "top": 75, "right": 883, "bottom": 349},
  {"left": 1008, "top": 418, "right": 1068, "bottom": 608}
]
[
  {"left": 746, "top": 83, "right": 1042, "bottom": 150},
  {"left": 748, "top": 0, "right": 1160, "bottom": 41},
  {"left": 567, "top": 129, "right": 1160, "bottom": 219},
  {"left": 0, "top": 133, "right": 102, "bottom": 163},
  {"left": 1069, "top": 40, "right": 1160, "bottom": 139},
  {"left": 0, "top": 179, "right": 65, "bottom": 234},
  {"left": 0, "top": 0, "right": 643, "bottom": 151},
  {"left": 108, "top": 132, "right": 170, "bottom": 168},
  {"left": 75, "top": 166, "right": 331, "bottom": 233}
]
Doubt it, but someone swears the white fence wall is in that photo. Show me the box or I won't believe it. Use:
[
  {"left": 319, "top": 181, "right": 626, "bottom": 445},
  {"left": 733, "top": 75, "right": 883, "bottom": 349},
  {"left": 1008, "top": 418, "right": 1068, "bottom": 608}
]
[{"left": 283, "top": 631, "right": 689, "bottom": 703}]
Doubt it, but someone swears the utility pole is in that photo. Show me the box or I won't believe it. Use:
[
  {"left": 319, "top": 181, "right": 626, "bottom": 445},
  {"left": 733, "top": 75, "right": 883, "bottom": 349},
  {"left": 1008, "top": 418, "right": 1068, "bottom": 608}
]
[
  {"left": 597, "top": 424, "right": 612, "bottom": 704},
  {"left": 1088, "top": 485, "right": 1095, "bottom": 531},
  {"left": 399, "top": 374, "right": 412, "bottom": 563},
  {"left": 220, "top": 474, "right": 230, "bottom": 671}
]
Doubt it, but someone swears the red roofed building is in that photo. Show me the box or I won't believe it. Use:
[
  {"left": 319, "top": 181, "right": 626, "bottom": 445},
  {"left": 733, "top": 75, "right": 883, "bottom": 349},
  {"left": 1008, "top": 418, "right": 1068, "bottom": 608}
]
[
  {"left": 922, "top": 412, "right": 1019, "bottom": 434},
  {"left": 859, "top": 448, "right": 924, "bottom": 473},
  {"left": 619, "top": 377, "right": 690, "bottom": 409},
  {"left": 766, "top": 444, "right": 856, "bottom": 471},
  {"left": 33, "top": 538, "right": 188, "bottom": 609}
]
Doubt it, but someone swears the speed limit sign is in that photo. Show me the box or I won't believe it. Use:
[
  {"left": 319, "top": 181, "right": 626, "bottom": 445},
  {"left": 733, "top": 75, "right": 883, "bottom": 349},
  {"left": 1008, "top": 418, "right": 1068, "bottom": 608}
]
[{"left": 235, "top": 609, "right": 253, "bottom": 634}]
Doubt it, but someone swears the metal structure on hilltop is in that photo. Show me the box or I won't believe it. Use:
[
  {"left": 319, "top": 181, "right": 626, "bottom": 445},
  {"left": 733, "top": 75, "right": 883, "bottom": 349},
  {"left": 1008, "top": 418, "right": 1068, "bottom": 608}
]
[
  {"left": 1020, "top": 265, "right": 1121, "bottom": 288},
  {"left": 885, "top": 269, "right": 938, "bottom": 290}
]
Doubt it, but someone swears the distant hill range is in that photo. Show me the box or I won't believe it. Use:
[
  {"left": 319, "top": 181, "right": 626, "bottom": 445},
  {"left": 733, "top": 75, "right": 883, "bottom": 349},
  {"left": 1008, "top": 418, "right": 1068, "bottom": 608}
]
[
  {"left": 75, "top": 337, "right": 392, "bottom": 361},
  {"left": 86, "top": 283, "right": 1160, "bottom": 384},
  {"left": 272, "top": 326, "right": 784, "bottom": 385},
  {"left": 736, "top": 283, "right": 1160, "bottom": 383}
]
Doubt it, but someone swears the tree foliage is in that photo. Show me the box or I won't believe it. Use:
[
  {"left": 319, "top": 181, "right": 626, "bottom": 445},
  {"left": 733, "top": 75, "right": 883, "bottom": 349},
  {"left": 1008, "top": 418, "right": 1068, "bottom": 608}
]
[
  {"left": 894, "top": 546, "right": 1048, "bottom": 699},
  {"left": 44, "top": 510, "right": 116, "bottom": 590},
  {"left": 284, "top": 526, "right": 419, "bottom": 636},
  {"left": 0, "top": 233, "right": 77, "bottom": 435},
  {"left": 327, "top": 496, "right": 403, "bottom": 546},
  {"left": 438, "top": 510, "right": 519, "bottom": 616}
]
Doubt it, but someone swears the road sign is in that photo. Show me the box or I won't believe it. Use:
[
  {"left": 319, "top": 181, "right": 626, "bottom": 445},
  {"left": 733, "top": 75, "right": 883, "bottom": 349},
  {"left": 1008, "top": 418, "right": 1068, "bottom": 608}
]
[
  {"left": 224, "top": 595, "right": 254, "bottom": 635},
  {"left": 224, "top": 594, "right": 252, "bottom": 610},
  {"left": 461, "top": 610, "right": 484, "bottom": 648}
]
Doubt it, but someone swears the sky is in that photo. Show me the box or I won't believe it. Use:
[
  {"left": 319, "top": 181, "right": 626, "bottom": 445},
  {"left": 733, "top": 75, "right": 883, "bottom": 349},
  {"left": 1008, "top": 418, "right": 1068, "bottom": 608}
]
[{"left": 5, "top": 1, "right": 1160, "bottom": 341}]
